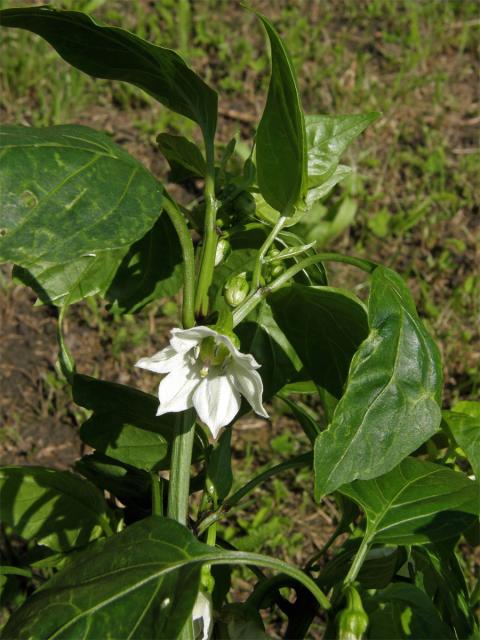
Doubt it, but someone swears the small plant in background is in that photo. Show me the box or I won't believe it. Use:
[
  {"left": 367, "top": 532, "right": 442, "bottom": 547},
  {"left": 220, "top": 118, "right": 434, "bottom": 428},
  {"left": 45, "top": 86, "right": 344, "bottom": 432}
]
[{"left": 0, "top": 5, "right": 478, "bottom": 639}]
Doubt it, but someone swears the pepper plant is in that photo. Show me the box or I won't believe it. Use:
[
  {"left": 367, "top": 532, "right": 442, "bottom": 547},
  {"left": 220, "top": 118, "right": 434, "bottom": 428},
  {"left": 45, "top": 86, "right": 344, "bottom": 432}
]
[{"left": 0, "top": 6, "right": 478, "bottom": 640}]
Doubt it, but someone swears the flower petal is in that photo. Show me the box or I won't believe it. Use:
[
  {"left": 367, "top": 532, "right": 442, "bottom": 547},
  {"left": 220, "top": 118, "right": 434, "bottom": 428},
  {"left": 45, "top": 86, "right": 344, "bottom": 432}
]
[
  {"left": 228, "top": 360, "right": 269, "bottom": 419},
  {"left": 193, "top": 372, "right": 241, "bottom": 438},
  {"left": 156, "top": 363, "right": 200, "bottom": 416},
  {"left": 215, "top": 333, "right": 262, "bottom": 370},
  {"left": 170, "top": 326, "right": 218, "bottom": 354},
  {"left": 135, "top": 345, "right": 186, "bottom": 374}
]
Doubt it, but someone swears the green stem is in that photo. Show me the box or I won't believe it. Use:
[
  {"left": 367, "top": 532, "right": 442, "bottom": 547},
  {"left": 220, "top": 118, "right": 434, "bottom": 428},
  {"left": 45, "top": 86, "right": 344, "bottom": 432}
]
[
  {"left": 232, "top": 253, "right": 376, "bottom": 326},
  {"left": 251, "top": 215, "right": 287, "bottom": 290},
  {"left": 163, "top": 194, "right": 196, "bottom": 329},
  {"left": 151, "top": 472, "right": 163, "bottom": 517},
  {"left": 344, "top": 534, "right": 371, "bottom": 586},
  {"left": 167, "top": 409, "right": 196, "bottom": 525},
  {"left": 194, "top": 144, "right": 218, "bottom": 316}
]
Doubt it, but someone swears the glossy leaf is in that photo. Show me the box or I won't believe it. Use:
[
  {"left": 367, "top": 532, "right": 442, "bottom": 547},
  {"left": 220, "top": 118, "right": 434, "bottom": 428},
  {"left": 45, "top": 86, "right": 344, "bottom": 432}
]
[
  {"left": 0, "top": 6, "right": 217, "bottom": 142},
  {"left": 255, "top": 13, "right": 307, "bottom": 215},
  {"left": 305, "top": 112, "right": 379, "bottom": 186},
  {"left": 2, "top": 517, "right": 329, "bottom": 639},
  {"left": 443, "top": 408, "right": 480, "bottom": 478},
  {"left": 207, "top": 428, "right": 233, "bottom": 503},
  {"left": 339, "top": 458, "right": 479, "bottom": 544},
  {"left": 304, "top": 164, "right": 352, "bottom": 207},
  {"left": 270, "top": 284, "right": 369, "bottom": 398},
  {"left": 365, "top": 583, "right": 452, "bottom": 639},
  {"left": 157, "top": 133, "right": 207, "bottom": 180},
  {"left": 0, "top": 125, "right": 165, "bottom": 305},
  {"left": 73, "top": 375, "right": 206, "bottom": 469},
  {"left": 106, "top": 214, "right": 183, "bottom": 313},
  {"left": 0, "top": 466, "right": 112, "bottom": 552},
  {"left": 314, "top": 267, "right": 443, "bottom": 498}
]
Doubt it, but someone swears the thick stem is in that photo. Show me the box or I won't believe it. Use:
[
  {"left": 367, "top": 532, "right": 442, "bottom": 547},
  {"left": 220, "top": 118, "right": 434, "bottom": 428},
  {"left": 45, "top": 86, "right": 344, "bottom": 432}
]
[
  {"left": 162, "top": 195, "right": 196, "bottom": 329},
  {"left": 232, "top": 252, "right": 376, "bottom": 326},
  {"left": 194, "top": 144, "right": 218, "bottom": 316},
  {"left": 167, "top": 409, "right": 196, "bottom": 525}
]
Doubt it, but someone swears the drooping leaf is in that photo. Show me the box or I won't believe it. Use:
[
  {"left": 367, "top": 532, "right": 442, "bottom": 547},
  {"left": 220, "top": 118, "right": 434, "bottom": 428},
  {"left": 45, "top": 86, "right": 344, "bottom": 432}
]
[
  {"left": 339, "top": 458, "right": 479, "bottom": 545},
  {"left": 157, "top": 133, "right": 207, "bottom": 180},
  {"left": 305, "top": 112, "right": 379, "bottom": 187},
  {"left": 255, "top": 13, "right": 307, "bottom": 215},
  {"left": 0, "top": 6, "right": 217, "bottom": 143},
  {"left": 443, "top": 408, "right": 480, "bottom": 478},
  {"left": 364, "top": 583, "right": 453, "bottom": 639},
  {"left": 106, "top": 213, "right": 183, "bottom": 313},
  {"left": 2, "top": 517, "right": 329, "bottom": 639},
  {"left": 0, "top": 466, "right": 112, "bottom": 552},
  {"left": 0, "top": 125, "right": 165, "bottom": 305},
  {"left": 73, "top": 375, "right": 206, "bottom": 469},
  {"left": 411, "top": 543, "right": 476, "bottom": 638},
  {"left": 314, "top": 267, "right": 443, "bottom": 498},
  {"left": 270, "top": 284, "right": 369, "bottom": 398}
]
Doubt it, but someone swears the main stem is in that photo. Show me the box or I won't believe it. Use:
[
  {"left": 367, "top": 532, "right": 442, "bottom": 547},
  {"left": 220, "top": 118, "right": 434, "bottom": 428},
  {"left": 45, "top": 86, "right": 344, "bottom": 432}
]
[
  {"left": 167, "top": 409, "right": 196, "bottom": 525},
  {"left": 194, "top": 143, "right": 218, "bottom": 317}
]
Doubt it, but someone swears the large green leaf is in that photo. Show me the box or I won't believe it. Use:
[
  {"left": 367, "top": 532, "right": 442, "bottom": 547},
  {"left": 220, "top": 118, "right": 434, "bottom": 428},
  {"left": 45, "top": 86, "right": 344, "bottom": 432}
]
[
  {"left": 2, "top": 517, "right": 329, "bottom": 639},
  {"left": 365, "top": 583, "right": 453, "bottom": 639},
  {"left": 106, "top": 213, "right": 183, "bottom": 313},
  {"left": 0, "top": 125, "right": 166, "bottom": 305},
  {"left": 314, "top": 267, "right": 443, "bottom": 498},
  {"left": 157, "top": 133, "right": 207, "bottom": 180},
  {"left": 0, "top": 466, "right": 112, "bottom": 552},
  {"left": 305, "top": 113, "right": 379, "bottom": 187},
  {"left": 73, "top": 375, "right": 206, "bottom": 469},
  {"left": 339, "top": 458, "right": 479, "bottom": 545},
  {"left": 255, "top": 13, "right": 307, "bottom": 215},
  {"left": 270, "top": 284, "right": 369, "bottom": 398},
  {"left": 0, "top": 6, "right": 217, "bottom": 142}
]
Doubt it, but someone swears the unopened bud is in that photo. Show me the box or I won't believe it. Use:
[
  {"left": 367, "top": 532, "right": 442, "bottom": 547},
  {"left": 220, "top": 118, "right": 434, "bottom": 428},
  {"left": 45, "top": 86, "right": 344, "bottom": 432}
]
[
  {"left": 215, "top": 238, "right": 231, "bottom": 266},
  {"left": 338, "top": 587, "right": 369, "bottom": 640},
  {"left": 224, "top": 272, "right": 249, "bottom": 307}
]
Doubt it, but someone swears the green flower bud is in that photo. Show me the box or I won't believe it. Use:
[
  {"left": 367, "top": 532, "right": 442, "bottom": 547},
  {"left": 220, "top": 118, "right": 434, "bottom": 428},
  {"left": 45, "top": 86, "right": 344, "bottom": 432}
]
[
  {"left": 215, "top": 237, "right": 231, "bottom": 266},
  {"left": 224, "top": 272, "right": 250, "bottom": 307},
  {"left": 338, "top": 587, "right": 369, "bottom": 640}
]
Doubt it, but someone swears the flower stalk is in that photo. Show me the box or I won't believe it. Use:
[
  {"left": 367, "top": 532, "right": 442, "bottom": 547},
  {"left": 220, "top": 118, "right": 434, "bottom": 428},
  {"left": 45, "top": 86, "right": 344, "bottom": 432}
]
[{"left": 167, "top": 408, "right": 196, "bottom": 525}]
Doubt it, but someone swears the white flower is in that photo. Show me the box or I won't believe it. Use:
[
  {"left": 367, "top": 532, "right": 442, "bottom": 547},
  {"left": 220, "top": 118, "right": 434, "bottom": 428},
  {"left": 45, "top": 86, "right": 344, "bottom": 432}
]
[
  {"left": 135, "top": 326, "right": 268, "bottom": 438},
  {"left": 192, "top": 590, "right": 213, "bottom": 640}
]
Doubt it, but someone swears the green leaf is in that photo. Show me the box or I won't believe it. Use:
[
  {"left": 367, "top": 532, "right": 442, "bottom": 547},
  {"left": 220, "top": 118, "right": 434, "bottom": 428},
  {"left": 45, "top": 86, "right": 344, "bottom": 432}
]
[
  {"left": 270, "top": 284, "right": 369, "bottom": 398},
  {"left": 236, "top": 300, "right": 302, "bottom": 399},
  {"left": 215, "top": 603, "right": 268, "bottom": 639},
  {"left": 443, "top": 408, "right": 480, "bottom": 478},
  {"left": 0, "top": 7, "right": 217, "bottom": 142},
  {"left": 339, "top": 458, "right": 479, "bottom": 545},
  {"left": 0, "top": 466, "right": 112, "bottom": 552},
  {"left": 0, "top": 125, "right": 165, "bottom": 305},
  {"left": 73, "top": 374, "right": 205, "bottom": 470},
  {"left": 2, "top": 517, "right": 329, "bottom": 639},
  {"left": 305, "top": 164, "right": 352, "bottom": 207},
  {"left": 412, "top": 544, "right": 475, "bottom": 638},
  {"left": 365, "top": 583, "right": 453, "bottom": 639},
  {"left": 106, "top": 213, "right": 183, "bottom": 313},
  {"left": 314, "top": 267, "right": 443, "bottom": 498},
  {"left": 255, "top": 13, "right": 307, "bottom": 215},
  {"left": 157, "top": 133, "right": 207, "bottom": 180},
  {"left": 305, "top": 112, "right": 379, "bottom": 186}
]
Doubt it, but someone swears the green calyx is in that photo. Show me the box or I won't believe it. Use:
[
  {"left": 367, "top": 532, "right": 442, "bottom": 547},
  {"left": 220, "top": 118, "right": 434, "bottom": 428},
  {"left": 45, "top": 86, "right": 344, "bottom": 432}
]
[{"left": 337, "top": 586, "right": 369, "bottom": 640}]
